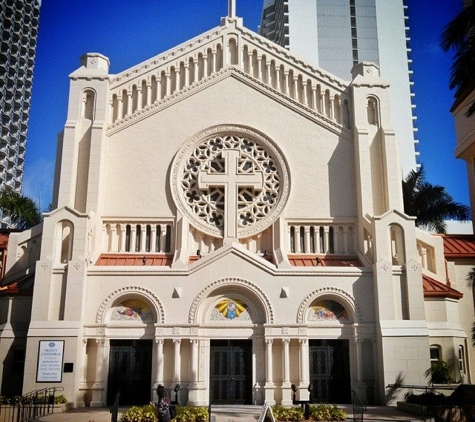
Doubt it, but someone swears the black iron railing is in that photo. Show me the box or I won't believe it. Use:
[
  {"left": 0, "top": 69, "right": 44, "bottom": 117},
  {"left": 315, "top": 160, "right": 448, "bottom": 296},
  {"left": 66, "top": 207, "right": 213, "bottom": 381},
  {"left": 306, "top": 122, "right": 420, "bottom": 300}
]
[{"left": 0, "top": 387, "right": 64, "bottom": 422}]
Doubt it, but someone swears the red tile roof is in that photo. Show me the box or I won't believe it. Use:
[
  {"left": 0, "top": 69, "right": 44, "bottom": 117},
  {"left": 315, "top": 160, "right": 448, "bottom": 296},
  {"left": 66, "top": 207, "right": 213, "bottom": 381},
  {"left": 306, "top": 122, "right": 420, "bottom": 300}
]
[
  {"left": 442, "top": 234, "right": 475, "bottom": 258},
  {"left": 423, "top": 274, "right": 463, "bottom": 299},
  {"left": 96, "top": 254, "right": 173, "bottom": 266},
  {"left": 288, "top": 254, "right": 362, "bottom": 267},
  {"left": 0, "top": 233, "right": 9, "bottom": 249}
]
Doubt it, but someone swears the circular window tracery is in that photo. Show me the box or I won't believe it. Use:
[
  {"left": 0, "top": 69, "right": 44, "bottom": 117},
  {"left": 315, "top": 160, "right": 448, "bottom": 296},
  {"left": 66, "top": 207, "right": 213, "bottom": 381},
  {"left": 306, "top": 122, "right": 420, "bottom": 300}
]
[{"left": 171, "top": 126, "right": 290, "bottom": 239}]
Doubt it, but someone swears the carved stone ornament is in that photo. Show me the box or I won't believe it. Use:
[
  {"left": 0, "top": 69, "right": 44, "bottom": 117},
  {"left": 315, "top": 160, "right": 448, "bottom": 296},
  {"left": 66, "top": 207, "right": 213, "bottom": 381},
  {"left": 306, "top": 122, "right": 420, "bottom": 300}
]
[{"left": 171, "top": 125, "right": 290, "bottom": 239}]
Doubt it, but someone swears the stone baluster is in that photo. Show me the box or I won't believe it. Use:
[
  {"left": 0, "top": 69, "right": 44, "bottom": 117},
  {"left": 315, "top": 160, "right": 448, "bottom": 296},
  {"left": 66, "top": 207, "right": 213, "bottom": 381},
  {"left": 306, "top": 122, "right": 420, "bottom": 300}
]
[
  {"left": 304, "top": 226, "right": 310, "bottom": 254},
  {"left": 283, "top": 71, "right": 289, "bottom": 95},
  {"left": 140, "top": 225, "right": 146, "bottom": 253},
  {"left": 311, "top": 85, "right": 317, "bottom": 110},
  {"left": 165, "top": 72, "right": 171, "bottom": 97},
  {"left": 119, "top": 224, "right": 126, "bottom": 252},
  {"left": 145, "top": 81, "right": 151, "bottom": 107},
  {"left": 292, "top": 76, "right": 298, "bottom": 100},
  {"left": 130, "top": 225, "right": 137, "bottom": 253},
  {"left": 151, "top": 226, "right": 158, "bottom": 253},
  {"left": 266, "top": 61, "right": 271, "bottom": 85},
  {"left": 184, "top": 63, "right": 190, "bottom": 87},
  {"left": 160, "top": 224, "right": 167, "bottom": 253},
  {"left": 137, "top": 86, "right": 143, "bottom": 111},
  {"left": 324, "top": 226, "right": 330, "bottom": 254}
]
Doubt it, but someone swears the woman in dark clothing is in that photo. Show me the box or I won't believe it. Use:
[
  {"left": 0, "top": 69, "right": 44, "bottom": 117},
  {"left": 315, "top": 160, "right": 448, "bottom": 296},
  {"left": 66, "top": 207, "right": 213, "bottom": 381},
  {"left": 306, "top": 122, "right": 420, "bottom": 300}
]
[{"left": 155, "top": 385, "right": 171, "bottom": 422}]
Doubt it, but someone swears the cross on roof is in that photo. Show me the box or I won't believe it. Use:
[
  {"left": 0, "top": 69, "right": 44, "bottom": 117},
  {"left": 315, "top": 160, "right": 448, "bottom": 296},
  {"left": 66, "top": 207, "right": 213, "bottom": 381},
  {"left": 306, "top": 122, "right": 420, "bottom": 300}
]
[
  {"left": 228, "top": 0, "right": 236, "bottom": 18},
  {"left": 198, "top": 149, "right": 263, "bottom": 243}
]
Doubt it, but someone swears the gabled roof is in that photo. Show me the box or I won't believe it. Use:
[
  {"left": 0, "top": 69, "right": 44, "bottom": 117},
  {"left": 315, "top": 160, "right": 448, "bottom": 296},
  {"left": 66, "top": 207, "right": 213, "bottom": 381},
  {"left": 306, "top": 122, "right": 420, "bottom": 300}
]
[
  {"left": 104, "top": 18, "right": 353, "bottom": 137},
  {"left": 441, "top": 234, "right": 475, "bottom": 258},
  {"left": 423, "top": 274, "right": 463, "bottom": 300}
]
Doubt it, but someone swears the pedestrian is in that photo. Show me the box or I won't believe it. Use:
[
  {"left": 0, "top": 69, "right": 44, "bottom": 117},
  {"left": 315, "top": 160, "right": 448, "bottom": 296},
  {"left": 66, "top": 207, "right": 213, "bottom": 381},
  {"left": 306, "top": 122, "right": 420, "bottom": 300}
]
[{"left": 155, "top": 385, "right": 171, "bottom": 422}]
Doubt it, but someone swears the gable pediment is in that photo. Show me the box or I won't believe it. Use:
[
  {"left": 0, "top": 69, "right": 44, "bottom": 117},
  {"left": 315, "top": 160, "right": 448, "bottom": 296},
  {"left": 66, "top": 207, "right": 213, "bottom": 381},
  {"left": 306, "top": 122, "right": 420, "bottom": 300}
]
[{"left": 105, "top": 18, "right": 352, "bottom": 138}]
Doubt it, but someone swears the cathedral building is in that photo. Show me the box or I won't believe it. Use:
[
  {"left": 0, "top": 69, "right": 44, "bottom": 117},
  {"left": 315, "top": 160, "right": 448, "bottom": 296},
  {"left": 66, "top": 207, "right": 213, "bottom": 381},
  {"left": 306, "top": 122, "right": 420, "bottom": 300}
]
[{"left": 0, "top": 7, "right": 472, "bottom": 408}]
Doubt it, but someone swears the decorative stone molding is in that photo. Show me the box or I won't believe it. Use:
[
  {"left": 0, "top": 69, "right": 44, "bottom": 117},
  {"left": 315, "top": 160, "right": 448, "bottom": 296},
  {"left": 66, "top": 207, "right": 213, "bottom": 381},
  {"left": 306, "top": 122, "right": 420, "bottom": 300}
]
[
  {"left": 188, "top": 277, "right": 274, "bottom": 324},
  {"left": 96, "top": 285, "right": 165, "bottom": 324},
  {"left": 296, "top": 287, "right": 362, "bottom": 324}
]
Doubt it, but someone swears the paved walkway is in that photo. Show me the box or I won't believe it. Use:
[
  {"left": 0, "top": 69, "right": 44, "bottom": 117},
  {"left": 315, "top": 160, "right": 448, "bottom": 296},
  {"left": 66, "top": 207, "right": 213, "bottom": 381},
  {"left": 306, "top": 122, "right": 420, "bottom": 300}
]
[{"left": 36, "top": 404, "right": 428, "bottom": 422}]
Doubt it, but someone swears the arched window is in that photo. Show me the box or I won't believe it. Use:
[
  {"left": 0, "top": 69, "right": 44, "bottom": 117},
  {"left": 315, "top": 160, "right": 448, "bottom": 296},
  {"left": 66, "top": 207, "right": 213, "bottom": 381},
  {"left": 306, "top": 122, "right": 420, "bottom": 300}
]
[
  {"left": 55, "top": 220, "right": 74, "bottom": 264},
  {"left": 390, "top": 224, "right": 405, "bottom": 265},
  {"left": 430, "top": 345, "right": 441, "bottom": 369},
  {"left": 366, "top": 97, "right": 379, "bottom": 126},
  {"left": 82, "top": 89, "right": 95, "bottom": 120}
]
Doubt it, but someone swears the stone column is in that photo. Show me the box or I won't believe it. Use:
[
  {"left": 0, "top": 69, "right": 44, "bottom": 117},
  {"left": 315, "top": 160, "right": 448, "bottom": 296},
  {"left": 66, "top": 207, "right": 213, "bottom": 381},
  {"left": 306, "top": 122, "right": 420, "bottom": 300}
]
[
  {"left": 264, "top": 339, "right": 275, "bottom": 404},
  {"left": 155, "top": 339, "right": 164, "bottom": 386},
  {"left": 298, "top": 339, "right": 310, "bottom": 401},
  {"left": 91, "top": 339, "right": 105, "bottom": 407},
  {"left": 173, "top": 339, "right": 181, "bottom": 384},
  {"left": 281, "top": 339, "right": 292, "bottom": 405}
]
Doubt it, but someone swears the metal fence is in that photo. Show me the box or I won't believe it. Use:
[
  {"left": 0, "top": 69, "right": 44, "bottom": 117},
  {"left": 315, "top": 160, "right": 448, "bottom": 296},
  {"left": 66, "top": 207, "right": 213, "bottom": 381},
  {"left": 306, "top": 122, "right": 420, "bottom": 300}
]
[{"left": 0, "top": 387, "right": 64, "bottom": 422}]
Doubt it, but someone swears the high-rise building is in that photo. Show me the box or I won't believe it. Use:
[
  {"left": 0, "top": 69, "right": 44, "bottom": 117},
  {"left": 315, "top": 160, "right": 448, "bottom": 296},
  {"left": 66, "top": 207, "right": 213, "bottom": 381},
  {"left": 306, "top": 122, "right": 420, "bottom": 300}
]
[
  {"left": 259, "top": 0, "right": 418, "bottom": 177},
  {"left": 0, "top": 0, "right": 41, "bottom": 193}
]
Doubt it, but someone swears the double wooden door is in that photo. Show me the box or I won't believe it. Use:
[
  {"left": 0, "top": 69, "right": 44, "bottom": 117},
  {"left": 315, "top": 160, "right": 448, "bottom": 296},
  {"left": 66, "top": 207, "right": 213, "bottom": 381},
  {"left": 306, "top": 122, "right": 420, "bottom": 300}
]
[
  {"left": 107, "top": 340, "right": 153, "bottom": 406},
  {"left": 309, "top": 339, "right": 351, "bottom": 403},
  {"left": 210, "top": 340, "right": 252, "bottom": 404}
]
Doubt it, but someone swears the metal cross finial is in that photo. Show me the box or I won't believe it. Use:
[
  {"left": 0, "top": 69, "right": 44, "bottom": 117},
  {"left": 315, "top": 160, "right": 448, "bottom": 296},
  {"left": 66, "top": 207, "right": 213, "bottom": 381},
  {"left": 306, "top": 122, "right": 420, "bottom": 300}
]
[{"left": 228, "top": 0, "right": 236, "bottom": 18}]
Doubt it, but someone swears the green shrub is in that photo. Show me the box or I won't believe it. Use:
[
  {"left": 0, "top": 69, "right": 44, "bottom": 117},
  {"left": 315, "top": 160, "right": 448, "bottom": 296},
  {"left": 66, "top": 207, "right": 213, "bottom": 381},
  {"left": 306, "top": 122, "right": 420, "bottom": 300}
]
[
  {"left": 54, "top": 394, "right": 68, "bottom": 404},
  {"left": 120, "top": 404, "right": 208, "bottom": 422},
  {"left": 175, "top": 406, "right": 208, "bottom": 422},
  {"left": 272, "top": 405, "right": 304, "bottom": 421},
  {"left": 309, "top": 404, "right": 347, "bottom": 421},
  {"left": 120, "top": 404, "right": 157, "bottom": 422}
]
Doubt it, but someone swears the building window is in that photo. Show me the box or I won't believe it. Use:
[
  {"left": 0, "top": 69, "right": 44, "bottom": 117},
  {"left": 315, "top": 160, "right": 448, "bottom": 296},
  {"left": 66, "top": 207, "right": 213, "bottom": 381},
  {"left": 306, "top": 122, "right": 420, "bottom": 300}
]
[{"left": 430, "top": 345, "right": 441, "bottom": 368}]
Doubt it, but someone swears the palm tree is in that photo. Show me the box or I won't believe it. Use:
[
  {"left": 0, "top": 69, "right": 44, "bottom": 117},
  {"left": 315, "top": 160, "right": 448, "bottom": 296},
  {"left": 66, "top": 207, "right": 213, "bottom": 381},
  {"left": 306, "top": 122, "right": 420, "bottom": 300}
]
[
  {"left": 440, "top": 3, "right": 475, "bottom": 116},
  {"left": 402, "top": 164, "right": 471, "bottom": 233},
  {"left": 0, "top": 188, "right": 42, "bottom": 230}
]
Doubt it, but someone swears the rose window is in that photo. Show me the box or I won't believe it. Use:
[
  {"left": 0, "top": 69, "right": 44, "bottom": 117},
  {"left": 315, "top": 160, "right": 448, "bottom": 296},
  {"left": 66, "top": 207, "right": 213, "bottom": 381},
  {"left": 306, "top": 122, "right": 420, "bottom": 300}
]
[{"left": 171, "top": 126, "right": 290, "bottom": 239}]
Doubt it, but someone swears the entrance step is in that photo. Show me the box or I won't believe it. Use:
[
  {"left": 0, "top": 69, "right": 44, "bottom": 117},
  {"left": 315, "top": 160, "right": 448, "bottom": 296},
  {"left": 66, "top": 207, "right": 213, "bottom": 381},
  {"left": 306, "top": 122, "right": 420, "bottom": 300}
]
[{"left": 211, "top": 405, "right": 262, "bottom": 422}]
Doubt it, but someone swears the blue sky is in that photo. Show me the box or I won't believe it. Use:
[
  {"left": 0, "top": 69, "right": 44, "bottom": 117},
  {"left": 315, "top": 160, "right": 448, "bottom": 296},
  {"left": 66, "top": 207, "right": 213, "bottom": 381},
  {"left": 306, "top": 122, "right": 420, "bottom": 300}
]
[{"left": 24, "top": 1, "right": 467, "bottom": 214}]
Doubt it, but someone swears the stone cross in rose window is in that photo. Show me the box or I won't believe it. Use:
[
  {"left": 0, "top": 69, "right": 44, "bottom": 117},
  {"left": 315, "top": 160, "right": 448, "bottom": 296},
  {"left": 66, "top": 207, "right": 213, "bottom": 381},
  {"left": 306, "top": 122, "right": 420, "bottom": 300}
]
[{"left": 198, "top": 149, "right": 263, "bottom": 243}]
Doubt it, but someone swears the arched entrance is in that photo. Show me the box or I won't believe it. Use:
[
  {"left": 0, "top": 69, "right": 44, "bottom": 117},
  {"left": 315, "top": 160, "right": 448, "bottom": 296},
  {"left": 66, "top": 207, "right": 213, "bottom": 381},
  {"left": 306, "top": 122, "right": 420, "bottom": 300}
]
[
  {"left": 190, "top": 278, "right": 272, "bottom": 405},
  {"left": 99, "top": 292, "right": 161, "bottom": 406},
  {"left": 301, "top": 293, "right": 358, "bottom": 404}
]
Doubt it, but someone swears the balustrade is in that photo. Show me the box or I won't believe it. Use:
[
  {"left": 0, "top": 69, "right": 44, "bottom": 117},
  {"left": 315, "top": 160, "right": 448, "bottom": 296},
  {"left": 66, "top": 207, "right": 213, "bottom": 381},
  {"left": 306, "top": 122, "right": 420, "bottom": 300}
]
[
  {"left": 287, "top": 222, "right": 355, "bottom": 255},
  {"left": 103, "top": 220, "right": 173, "bottom": 254}
]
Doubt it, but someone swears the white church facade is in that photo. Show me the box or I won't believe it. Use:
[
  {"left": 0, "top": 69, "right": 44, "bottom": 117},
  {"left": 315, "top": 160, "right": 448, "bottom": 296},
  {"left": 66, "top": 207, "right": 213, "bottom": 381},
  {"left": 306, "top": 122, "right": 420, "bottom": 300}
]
[{"left": 0, "top": 12, "right": 473, "bottom": 408}]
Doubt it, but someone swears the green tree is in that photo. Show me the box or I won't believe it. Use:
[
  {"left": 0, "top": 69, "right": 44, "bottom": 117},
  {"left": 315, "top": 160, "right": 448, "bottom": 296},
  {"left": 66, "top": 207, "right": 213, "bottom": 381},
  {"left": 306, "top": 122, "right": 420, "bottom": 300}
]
[
  {"left": 402, "top": 164, "right": 471, "bottom": 233},
  {"left": 441, "top": 3, "right": 475, "bottom": 116},
  {"left": 0, "top": 188, "right": 42, "bottom": 230}
]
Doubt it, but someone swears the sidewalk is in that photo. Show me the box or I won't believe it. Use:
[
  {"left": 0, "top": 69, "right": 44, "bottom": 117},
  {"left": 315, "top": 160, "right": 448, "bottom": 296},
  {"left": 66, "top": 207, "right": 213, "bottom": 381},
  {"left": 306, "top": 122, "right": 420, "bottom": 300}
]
[{"left": 36, "top": 404, "right": 427, "bottom": 422}]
